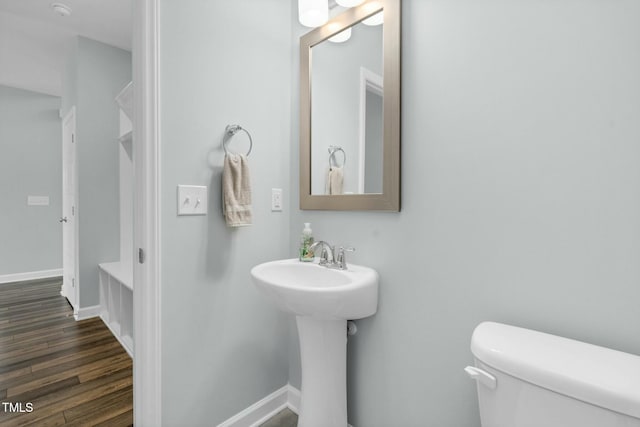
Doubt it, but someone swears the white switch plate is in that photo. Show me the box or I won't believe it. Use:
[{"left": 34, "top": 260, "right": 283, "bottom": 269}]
[
  {"left": 177, "top": 185, "right": 207, "bottom": 215},
  {"left": 27, "top": 196, "right": 50, "bottom": 206},
  {"left": 271, "top": 188, "right": 283, "bottom": 211}
]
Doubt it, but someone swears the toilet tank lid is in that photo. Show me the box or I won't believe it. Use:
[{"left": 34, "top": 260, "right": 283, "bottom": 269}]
[{"left": 471, "top": 322, "right": 640, "bottom": 419}]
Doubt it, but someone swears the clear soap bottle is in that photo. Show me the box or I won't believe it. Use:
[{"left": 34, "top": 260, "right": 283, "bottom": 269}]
[{"left": 299, "top": 223, "right": 314, "bottom": 262}]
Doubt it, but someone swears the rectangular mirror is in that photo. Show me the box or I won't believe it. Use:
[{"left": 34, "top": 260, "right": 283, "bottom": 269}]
[{"left": 300, "top": 0, "right": 401, "bottom": 211}]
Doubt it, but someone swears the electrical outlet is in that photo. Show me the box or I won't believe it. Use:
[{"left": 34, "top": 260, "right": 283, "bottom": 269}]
[{"left": 271, "top": 188, "right": 283, "bottom": 211}]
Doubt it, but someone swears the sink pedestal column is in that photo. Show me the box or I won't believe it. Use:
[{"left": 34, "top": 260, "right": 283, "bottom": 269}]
[{"left": 296, "top": 316, "right": 348, "bottom": 427}]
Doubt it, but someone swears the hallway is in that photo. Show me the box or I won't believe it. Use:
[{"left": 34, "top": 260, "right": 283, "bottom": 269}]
[{"left": 0, "top": 278, "right": 132, "bottom": 426}]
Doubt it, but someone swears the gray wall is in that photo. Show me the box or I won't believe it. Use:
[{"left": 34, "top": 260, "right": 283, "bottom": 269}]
[
  {"left": 0, "top": 85, "right": 62, "bottom": 276},
  {"left": 62, "top": 36, "right": 131, "bottom": 307},
  {"left": 61, "top": 40, "right": 78, "bottom": 119},
  {"left": 291, "top": 0, "right": 640, "bottom": 426},
  {"left": 158, "top": 1, "right": 293, "bottom": 424}
]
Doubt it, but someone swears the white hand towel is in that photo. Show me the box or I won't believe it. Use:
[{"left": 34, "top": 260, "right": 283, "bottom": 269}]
[
  {"left": 222, "top": 153, "right": 252, "bottom": 227},
  {"left": 325, "top": 166, "right": 344, "bottom": 195}
]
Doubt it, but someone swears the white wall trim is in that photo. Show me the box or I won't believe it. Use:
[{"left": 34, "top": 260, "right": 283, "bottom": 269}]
[
  {"left": 215, "top": 385, "right": 356, "bottom": 427},
  {"left": 286, "top": 385, "right": 301, "bottom": 414},
  {"left": 217, "top": 385, "right": 288, "bottom": 427},
  {"left": 358, "top": 66, "right": 383, "bottom": 195},
  {"left": 216, "top": 384, "right": 301, "bottom": 427},
  {"left": 75, "top": 304, "right": 100, "bottom": 321},
  {"left": 99, "top": 313, "right": 134, "bottom": 358},
  {"left": 133, "top": 0, "right": 162, "bottom": 425},
  {"left": 0, "top": 269, "right": 63, "bottom": 284}
]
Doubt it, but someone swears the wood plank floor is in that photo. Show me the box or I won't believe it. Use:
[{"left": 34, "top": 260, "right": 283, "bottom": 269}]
[{"left": 0, "top": 277, "right": 133, "bottom": 426}]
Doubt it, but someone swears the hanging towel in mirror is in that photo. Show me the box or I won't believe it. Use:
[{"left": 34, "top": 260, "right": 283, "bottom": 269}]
[
  {"left": 325, "top": 166, "right": 344, "bottom": 195},
  {"left": 222, "top": 153, "right": 252, "bottom": 227}
]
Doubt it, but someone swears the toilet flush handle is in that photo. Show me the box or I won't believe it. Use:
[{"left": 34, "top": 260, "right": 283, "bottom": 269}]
[{"left": 464, "top": 366, "right": 497, "bottom": 390}]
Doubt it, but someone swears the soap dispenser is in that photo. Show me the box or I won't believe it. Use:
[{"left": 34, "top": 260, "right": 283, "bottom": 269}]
[{"left": 299, "top": 223, "right": 314, "bottom": 262}]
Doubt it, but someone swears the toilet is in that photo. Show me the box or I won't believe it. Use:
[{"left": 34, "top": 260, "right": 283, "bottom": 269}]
[{"left": 466, "top": 322, "right": 640, "bottom": 427}]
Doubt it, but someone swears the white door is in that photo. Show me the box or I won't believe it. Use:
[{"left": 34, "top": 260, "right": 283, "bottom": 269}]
[{"left": 61, "top": 107, "right": 78, "bottom": 312}]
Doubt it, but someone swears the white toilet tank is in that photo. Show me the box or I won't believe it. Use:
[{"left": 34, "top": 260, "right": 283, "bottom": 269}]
[{"left": 466, "top": 322, "right": 640, "bottom": 427}]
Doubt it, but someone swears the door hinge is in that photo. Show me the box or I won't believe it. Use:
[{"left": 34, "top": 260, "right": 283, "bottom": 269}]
[
  {"left": 72, "top": 133, "right": 75, "bottom": 143},
  {"left": 138, "top": 248, "right": 145, "bottom": 264},
  {"left": 72, "top": 206, "right": 75, "bottom": 216},
  {"left": 72, "top": 278, "right": 75, "bottom": 288}
]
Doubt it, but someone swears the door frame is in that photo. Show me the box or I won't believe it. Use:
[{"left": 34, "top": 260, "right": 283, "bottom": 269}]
[
  {"left": 132, "top": 0, "right": 162, "bottom": 424},
  {"left": 61, "top": 106, "right": 79, "bottom": 315},
  {"left": 358, "top": 67, "right": 383, "bottom": 194}
]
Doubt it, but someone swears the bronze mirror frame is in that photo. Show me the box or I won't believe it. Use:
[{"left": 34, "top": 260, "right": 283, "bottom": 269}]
[{"left": 299, "top": 0, "right": 401, "bottom": 211}]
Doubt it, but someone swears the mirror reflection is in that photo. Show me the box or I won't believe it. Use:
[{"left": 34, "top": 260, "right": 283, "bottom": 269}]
[{"left": 311, "top": 19, "right": 383, "bottom": 195}]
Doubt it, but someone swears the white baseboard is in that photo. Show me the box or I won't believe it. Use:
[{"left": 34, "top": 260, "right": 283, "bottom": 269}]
[
  {"left": 286, "top": 385, "right": 301, "bottom": 414},
  {"left": 0, "top": 268, "right": 63, "bottom": 284},
  {"left": 217, "top": 384, "right": 301, "bottom": 427},
  {"left": 75, "top": 304, "right": 100, "bottom": 321},
  {"left": 216, "top": 384, "right": 355, "bottom": 427}
]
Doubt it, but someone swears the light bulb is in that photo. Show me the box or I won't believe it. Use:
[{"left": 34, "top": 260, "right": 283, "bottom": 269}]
[
  {"left": 336, "top": 0, "right": 366, "bottom": 6},
  {"left": 298, "top": 0, "right": 329, "bottom": 28},
  {"left": 329, "top": 27, "right": 352, "bottom": 43},
  {"left": 362, "top": 11, "right": 383, "bottom": 26}
]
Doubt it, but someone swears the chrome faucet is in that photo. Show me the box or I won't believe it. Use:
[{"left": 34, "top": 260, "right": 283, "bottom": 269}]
[
  {"left": 308, "top": 241, "right": 355, "bottom": 270},
  {"left": 308, "top": 241, "right": 334, "bottom": 266}
]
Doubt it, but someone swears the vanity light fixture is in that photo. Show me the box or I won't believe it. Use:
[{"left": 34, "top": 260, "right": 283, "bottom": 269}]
[
  {"left": 298, "top": 0, "right": 329, "bottom": 28},
  {"left": 336, "top": 0, "right": 366, "bottom": 6}
]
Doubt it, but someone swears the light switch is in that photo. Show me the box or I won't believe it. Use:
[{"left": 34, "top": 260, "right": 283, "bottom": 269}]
[
  {"left": 177, "top": 185, "right": 207, "bottom": 215},
  {"left": 271, "top": 188, "right": 283, "bottom": 211}
]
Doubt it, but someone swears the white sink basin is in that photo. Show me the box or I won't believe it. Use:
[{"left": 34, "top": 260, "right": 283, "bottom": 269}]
[
  {"left": 250, "top": 258, "right": 378, "bottom": 319},
  {"left": 250, "top": 258, "right": 379, "bottom": 427}
]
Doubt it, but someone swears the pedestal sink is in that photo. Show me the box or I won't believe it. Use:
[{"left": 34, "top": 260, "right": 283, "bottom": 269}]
[{"left": 250, "top": 258, "right": 379, "bottom": 427}]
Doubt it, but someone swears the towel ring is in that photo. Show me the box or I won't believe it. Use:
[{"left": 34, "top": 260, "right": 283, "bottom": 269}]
[
  {"left": 328, "top": 145, "right": 346, "bottom": 168},
  {"left": 223, "top": 124, "right": 253, "bottom": 157}
]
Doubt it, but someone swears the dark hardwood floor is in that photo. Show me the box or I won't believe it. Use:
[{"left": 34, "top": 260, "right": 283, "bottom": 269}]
[{"left": 0, "top": 277, "right": 133, "bottom": 426}]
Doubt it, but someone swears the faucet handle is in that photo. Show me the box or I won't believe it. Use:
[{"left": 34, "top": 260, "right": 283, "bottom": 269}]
[{"left": 336, "top": 246, "right": 355, "bottom": 270}]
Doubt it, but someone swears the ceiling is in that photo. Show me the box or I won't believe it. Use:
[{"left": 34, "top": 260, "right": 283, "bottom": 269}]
[{"left": 0, "top": 0, "right": 132, "bottom": 96}]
